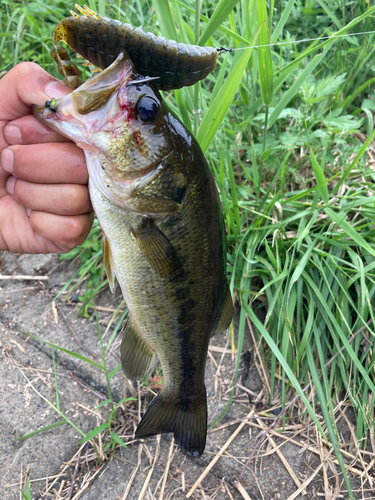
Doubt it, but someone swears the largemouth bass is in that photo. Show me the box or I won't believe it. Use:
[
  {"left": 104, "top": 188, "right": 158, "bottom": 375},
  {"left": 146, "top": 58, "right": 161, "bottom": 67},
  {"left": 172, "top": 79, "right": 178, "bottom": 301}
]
[{"left": 33, "top": 52, "right": 233, "bottom": 458}]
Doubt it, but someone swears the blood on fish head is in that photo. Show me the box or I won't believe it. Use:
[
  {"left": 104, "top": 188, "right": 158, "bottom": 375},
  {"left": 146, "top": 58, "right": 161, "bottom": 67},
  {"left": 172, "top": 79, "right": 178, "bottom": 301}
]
[{"left": 33, "top": 52, "right": 174, "bottom": 203}]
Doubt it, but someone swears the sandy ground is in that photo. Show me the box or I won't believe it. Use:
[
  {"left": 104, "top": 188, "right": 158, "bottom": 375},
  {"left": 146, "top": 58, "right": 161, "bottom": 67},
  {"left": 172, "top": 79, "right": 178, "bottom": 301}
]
[{"left": 0, "top": 251, "right": 374, "bottom": 500}]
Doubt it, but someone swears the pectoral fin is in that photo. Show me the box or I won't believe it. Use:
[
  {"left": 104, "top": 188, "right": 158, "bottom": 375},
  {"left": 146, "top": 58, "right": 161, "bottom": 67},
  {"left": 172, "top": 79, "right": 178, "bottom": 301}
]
[
  {"left": 212, "top": 286, "right": 233, "bottom": 337},
  {"left": 121, "top": 316, "right": 156, "bottom": 380},
  {"left": 102, "top": 233, "right": 115, "bottom": 293},
  {"left": 131, "top": 218, "right": 183, "bottom": 281}
]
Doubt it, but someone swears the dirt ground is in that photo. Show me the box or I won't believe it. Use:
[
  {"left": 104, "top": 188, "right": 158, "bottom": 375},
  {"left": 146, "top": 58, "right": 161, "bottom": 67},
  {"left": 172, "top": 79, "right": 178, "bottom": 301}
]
[{"left": 0, "top": 251, "right": 374, "bottom": 500}]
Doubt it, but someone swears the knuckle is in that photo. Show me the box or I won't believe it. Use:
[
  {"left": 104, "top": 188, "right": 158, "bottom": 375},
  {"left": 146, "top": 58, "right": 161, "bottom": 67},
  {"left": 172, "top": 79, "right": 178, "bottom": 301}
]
[
  {"left": 63, "top": 185, "right": 90, "bottom": 214},
  {"left": 14, "top": 62, "right": 45, "bottom": 80},
  {"left": 63, "top": 215, "right": 92, "bottom": 245}
]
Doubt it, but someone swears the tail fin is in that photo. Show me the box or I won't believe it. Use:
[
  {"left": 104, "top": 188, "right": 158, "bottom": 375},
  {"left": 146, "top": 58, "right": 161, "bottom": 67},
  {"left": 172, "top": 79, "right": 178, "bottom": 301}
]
[{"left": 135, "top": 389, "right": 207, "bottom": 458}]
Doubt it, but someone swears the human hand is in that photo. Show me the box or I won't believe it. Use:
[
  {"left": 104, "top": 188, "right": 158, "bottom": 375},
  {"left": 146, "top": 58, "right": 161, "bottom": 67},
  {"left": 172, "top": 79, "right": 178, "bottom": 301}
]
[{"left": 0, "top": 62, "right": 94, "bottom": 254}]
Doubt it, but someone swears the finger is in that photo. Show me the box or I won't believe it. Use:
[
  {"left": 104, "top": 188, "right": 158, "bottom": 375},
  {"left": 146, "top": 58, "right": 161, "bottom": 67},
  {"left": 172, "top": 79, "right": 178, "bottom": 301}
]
[
  {"left": 0, "top": 195, "right": 63, "bottom": 254},
  {"left": 0, "top": 62, "right": 70, "bottom": 122},
  {"left": 4, "top": 115, "right": 72, "bottom": 145},
  {"left": 30, "top": 210, "right": 95, "bottom": 252},
  {"left": 7, "top": 177, "right": 92, "bottom": 215},
  {"left": 2, "top": 143, "right": 88, "bottom": 184}
]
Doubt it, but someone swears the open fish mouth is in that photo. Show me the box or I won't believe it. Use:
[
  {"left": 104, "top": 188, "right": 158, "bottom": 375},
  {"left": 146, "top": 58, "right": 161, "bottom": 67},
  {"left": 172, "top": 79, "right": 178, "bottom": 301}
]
[{"left": 33, "top": 53, "right": 172, "bottom": 189}]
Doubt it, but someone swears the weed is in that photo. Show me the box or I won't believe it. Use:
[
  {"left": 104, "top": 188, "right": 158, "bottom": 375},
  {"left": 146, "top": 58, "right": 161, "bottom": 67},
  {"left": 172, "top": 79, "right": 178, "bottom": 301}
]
[
  {"left": 19, "top": 479, "right": 32, "bottom": 500},
  {"left": 2, "top": 2, "right": 375, "bottom": 498}
]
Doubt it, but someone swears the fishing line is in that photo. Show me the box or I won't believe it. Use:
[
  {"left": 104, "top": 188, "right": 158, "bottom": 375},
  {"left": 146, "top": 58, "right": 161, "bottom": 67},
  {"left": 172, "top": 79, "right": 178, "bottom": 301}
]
[{"left": 217, "top": 30, "right": 375, "bottom": 54}]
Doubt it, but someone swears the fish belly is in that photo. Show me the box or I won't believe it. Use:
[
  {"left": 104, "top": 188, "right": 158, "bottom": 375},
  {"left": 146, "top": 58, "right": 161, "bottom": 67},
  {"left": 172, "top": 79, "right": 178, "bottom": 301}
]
[{"left": 89, "top": 177, "right": 220, "bottom": 457}]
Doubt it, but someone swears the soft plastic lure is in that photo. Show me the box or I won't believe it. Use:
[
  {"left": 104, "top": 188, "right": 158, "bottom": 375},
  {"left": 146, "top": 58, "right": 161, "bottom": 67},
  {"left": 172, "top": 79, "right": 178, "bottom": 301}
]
[{"left": 51, "top": 4, "right": 218, "bottom": 90}]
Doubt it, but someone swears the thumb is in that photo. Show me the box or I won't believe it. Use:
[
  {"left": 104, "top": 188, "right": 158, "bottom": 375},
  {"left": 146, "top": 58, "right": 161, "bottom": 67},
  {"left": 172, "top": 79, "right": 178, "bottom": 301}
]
[
  {"left": 0, "top": 62, "right": 70, "bottom": 194},
  {"left": 0, "top": 62, "right": 70, "bottom": 123}
]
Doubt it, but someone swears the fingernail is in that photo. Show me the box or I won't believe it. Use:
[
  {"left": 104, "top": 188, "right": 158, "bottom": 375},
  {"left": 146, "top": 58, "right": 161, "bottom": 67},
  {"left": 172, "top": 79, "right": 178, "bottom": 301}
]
[
  {"left": 4, "top": 125, "right": 22, "bottom": 145},
  {"left": 6, "top": 175, "right": 16, "bottom": 197},
  {"left": 1, "top": 149, "right": 14, "bottom": 174},
  {"left": 44, "top": 81, "right": 70, "bottom": 99},
  {"left": 26, "top": 208, "right": 32, "bottom": 217}
]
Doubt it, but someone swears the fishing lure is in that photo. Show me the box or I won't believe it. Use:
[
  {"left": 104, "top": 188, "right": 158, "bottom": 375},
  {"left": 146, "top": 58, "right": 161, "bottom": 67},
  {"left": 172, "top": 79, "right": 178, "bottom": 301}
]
[{"left": 51, "top": 4, "right": 218, "bottom": 90}]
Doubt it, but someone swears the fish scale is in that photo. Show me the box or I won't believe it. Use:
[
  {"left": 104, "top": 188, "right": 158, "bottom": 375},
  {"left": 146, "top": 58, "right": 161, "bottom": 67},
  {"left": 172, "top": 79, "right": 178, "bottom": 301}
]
[{"left": 33, "top": 51, "right": 233, "bottom": 458}]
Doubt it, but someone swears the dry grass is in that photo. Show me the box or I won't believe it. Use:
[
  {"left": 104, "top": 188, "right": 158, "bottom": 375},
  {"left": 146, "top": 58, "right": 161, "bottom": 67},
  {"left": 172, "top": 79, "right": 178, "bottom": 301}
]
[
  {"left": 6, "top": 325, "right": 373, "bottom": 500},
  {"left": 2, "top": 256, "right": 374, "bottom": 499}
]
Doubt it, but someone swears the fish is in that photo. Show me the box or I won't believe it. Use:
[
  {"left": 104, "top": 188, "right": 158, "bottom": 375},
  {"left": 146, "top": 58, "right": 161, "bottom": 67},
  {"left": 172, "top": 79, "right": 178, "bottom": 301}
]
[
  {"left": 33, "top": 51, "right": 233, "bottom": 458},
  {"left": 51, "top": 4, "right": 218, "bottom": 90}
]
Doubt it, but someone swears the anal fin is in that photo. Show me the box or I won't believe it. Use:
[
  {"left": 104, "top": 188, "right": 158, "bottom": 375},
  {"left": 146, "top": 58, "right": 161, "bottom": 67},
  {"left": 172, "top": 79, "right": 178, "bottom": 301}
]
[
  {"left": 212, "top": 285, "right": 233, "bottom": 337},
  {"left": 121, "top": 316, "right": 156, "bottom": 380},
  {"left": 131, "top": 218, "right": 183, "bottom": 281}
]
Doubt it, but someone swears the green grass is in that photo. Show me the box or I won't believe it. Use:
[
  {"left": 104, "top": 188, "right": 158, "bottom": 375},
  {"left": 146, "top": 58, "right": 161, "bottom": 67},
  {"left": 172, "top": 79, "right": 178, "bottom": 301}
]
[
  {"left": 19, "top": 479, "right": 32, "bottom": 500},
  {"left": 2, "top": 1, "right": 375, "bottom": 497}
]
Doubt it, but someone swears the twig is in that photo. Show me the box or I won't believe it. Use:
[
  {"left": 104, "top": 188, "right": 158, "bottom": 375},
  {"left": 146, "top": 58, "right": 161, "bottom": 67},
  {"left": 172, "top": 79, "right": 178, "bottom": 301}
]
[
  {"left": 247, "top": 317, "right": 270, "bottom": 395},
  {"left": 236, "top": 481, "right": 253, "bottom": 500},
  {"left": 67, "top": 448, "right": 82, "bottom": 500},
  {"left": 159, "top": 437, "right": 175, "bottom": 500},
  {"left": 246, "top": 420, "right": 366, "bottom": 477},
  {"left": 5, "top": 475, "right": 62, "bottom": 487},
  {"left": 0, "top": 274, "right": 49, "bottom": 280},
  {"left": 256, "top": 418, "right": 306, "bottom": 495},
  {"left": 57, "top": 480, "right": 65, "bottom": 496},
  {"left": 122, "top": 444, "right": 142, "bottom": 500},
  {"left": 52, "top": 297, "right": 98, "bottom": 358},
  {"left": 87, "top": 304, "right": 126, "bottom": 313},
  {"left": 19, "top": 467, "right": 22, "bottom": 500},
  {"left": 13, "top": 255, "right": 97, "bottom": 358},
  {"left": 224, "top": 480, "right": 235, "bottom": 500},
  {"left": 138, "top": 436, "right": 160, "bottom": 500},
  {"left": 181, "top": 472, "right": 185, "bottom": 492},
  {"left": 52, "top": 300, "right": 59, "bottom": 324},
  {"left": 340, "top": 408, "right": 373, "bottom": 488},
  {"left": 208, "top": 345, "right": 236, "bottom": 354},
  {"left": 235, "top": 320, "right": 372, "bottom": 485},
  {"left": 69, "top": 371, "right": 108, "bottom": 400},
  {"left": 70, "top": 465, "right": 104, "bottom": 500},
  {"left": 42, "top": 443, "right": 87, "bottom": 496},
  {"left": 285, "top": 462, "right": 324, "bottom": 500},
  {"left": 186, "top": 410, "right": 254, "bottom": 498}
]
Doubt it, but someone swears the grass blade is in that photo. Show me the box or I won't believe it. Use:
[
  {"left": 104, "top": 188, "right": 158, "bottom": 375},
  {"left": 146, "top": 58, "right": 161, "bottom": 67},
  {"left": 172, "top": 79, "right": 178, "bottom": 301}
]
[
  {"left": 22, "top": 332, "right": 105, "bottom": 371},
  {"left": 176, "top": 0, "right": 249, "bottom": 45},
  {"left": 197, "top": 30, "right": 259, "bottom": 153},
  {"left": 52, "top": 347, "right": 60, "bottom": 412},
  {"left": 268, "top": 40, "right": 335, "bottom": 128},
  {"left": 306, "top": 345, "right": 354, "bottom": 500},
  {"left": 197, "top": 0, "right": 240, "bottom": 46},
  {"left": 310, "top": 147, "right": 328, "bottom": 205},
  {"left": 271, "top": 0, "right": 297, "bottom": 42},
  {"left": 10, "top": 421, "right": 67, "bottom": 444},
  {"left": 315, "top": 0, "right": 342, "bottom": 29},
  {"left": 154, "top": 0, "right": 178, "bottom": 40},
  {"left": 257, "top": 0, "right": 273, "bottom": 107},
  {"left": 244, "top": 302, "right": 328, "bottom": 440},
  {"left": 78, "top": 422, "right": 109, "bottom": 444},
  {"left": 332, "top": 127, "right": 375, "bottom": 195}
]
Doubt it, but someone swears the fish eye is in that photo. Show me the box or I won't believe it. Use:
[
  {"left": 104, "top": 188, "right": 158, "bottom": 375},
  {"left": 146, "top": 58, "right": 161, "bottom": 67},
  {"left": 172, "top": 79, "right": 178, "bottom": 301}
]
[{"left": 137, "top": 96, "right": 160, "bottom": 122}]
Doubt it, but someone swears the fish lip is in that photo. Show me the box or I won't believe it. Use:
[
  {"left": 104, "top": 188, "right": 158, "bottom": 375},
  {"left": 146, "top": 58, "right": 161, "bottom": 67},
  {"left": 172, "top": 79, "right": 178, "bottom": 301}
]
[{"left": 32, "top": 104, "right": 47, "bottom": 114}]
